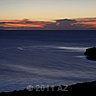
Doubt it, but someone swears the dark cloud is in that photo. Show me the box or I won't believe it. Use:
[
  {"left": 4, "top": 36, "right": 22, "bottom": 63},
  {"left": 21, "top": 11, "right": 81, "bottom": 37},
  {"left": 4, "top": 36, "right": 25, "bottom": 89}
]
[
  {"left": 44, "top": 18, "right": 96, "bottom": 30},
  {"left": 44, "top": 19, "right": 86, "bottom": 30},
  {"left": 0, "top": 26, "right": 4, "bottom": 30},
  {"left": 44, "top": 23, "right": 57, "bottom": 30},
  {"left": 0, "top": 18, "right": 96, "bottom": 30},
  {"left": 56, "top": 19, "right": 77, "bottom": 30}
]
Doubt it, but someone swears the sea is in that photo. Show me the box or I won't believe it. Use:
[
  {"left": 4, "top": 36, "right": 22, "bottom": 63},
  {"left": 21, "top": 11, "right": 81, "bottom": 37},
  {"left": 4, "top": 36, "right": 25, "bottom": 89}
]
[{"left": 0, "top": 30, "right": 96, "bottom": 92}]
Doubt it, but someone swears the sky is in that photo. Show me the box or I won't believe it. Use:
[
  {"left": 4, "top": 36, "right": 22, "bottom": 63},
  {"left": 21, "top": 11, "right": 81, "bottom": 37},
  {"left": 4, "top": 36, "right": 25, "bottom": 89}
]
[
  {"left": 0, "top": 0, "right": 96, "bottom": 30},
  {"left": 0, "top": 0, "right": 96, "bottom": 21}
]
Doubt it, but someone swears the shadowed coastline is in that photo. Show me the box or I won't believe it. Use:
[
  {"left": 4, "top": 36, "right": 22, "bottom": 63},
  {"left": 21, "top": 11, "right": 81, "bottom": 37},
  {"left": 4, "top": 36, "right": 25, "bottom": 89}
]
[
  {"left": 0, "top": 81, "right": 96, "bottom": 96},
  {"left": 84, "top": 47, "right": 96, "bottom": 61}
]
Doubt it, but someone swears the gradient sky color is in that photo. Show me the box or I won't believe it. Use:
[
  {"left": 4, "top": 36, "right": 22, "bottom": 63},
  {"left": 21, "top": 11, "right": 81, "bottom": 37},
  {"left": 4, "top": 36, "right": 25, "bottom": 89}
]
[{"left": 0, "top": 0, "right": 96, "bottom": 21}]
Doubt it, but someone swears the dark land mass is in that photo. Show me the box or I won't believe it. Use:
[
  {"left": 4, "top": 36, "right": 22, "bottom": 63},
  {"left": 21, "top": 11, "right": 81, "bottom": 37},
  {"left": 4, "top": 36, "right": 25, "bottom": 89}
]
[
  {"left": 0, "top": 81, "right": 96, "bottom": 96},
  {"left": 84, "top": 47, "right": 96, "bottom": 61}
]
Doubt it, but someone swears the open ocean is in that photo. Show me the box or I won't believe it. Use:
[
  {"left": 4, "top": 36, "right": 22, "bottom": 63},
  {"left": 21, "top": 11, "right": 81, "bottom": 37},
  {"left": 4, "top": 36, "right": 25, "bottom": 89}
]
[{"left": 0, "top": 30, "right": 96, "bottom": 92}]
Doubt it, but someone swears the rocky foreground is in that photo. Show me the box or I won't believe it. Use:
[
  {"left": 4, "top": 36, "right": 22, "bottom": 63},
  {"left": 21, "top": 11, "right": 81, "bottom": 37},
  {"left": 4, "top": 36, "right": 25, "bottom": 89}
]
[{"left": 0, "top": 81, "right": 96, "bottom": 96}]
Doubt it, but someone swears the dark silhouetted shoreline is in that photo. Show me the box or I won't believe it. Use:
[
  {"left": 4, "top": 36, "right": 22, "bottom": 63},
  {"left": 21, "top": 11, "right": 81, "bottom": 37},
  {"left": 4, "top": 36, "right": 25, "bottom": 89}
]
[{"left": 0, "top": 81, "right": 96, "bottom": 96}]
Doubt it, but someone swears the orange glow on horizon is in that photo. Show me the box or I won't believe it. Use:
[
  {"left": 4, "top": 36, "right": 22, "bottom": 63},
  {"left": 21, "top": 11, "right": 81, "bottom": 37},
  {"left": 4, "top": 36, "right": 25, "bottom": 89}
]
[
  {"left": 79, "top": 21, "right": 96, "bottom": 28},
  {"left": 79, "top": 22, "right": 96, "bottom": 25},
  {"left": 0, "top": 20, "right": 20, "bottom": 23},
  {"left": 0, "top": 19, "right": 96, "bottom": 30},
  {"left": 5, "top": 23, "right": 43, "bottom": 28},
  {"left": 0, "top": 20, "right": 54, "bottom": 29}
]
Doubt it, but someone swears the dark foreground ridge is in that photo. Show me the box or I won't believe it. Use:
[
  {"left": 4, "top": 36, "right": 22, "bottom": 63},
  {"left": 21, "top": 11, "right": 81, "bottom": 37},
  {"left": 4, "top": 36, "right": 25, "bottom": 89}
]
[
  {"left": 84, "top": 47, "right": 96, "bottom": 61},
  {"left": 0, "top": 81, "right": 96, "bottom": 96}
]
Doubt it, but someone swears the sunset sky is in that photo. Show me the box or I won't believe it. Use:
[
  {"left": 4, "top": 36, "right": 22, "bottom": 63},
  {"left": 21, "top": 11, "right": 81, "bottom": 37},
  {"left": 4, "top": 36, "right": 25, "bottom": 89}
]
[
  {"left": 0, "top": 0, "right": 96, "bottom": 30},
  {"left": 0, "top": 0, "right": 96, "bottom": 20}
]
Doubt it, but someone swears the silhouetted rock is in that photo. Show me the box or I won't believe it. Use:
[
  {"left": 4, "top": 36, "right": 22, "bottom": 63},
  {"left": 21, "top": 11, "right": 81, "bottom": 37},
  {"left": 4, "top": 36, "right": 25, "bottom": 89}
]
[{"left": 84, "top": 47, "right": 96, "bottom": 60}]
